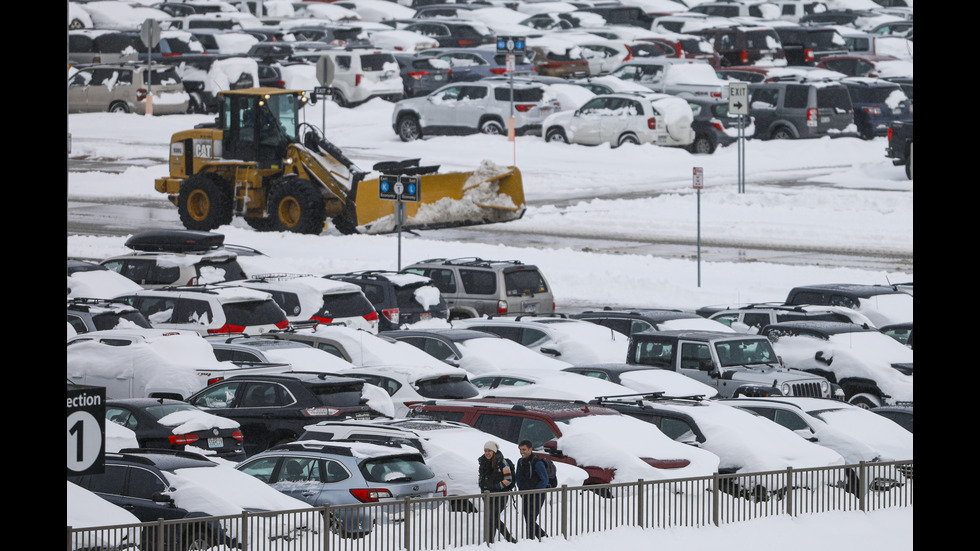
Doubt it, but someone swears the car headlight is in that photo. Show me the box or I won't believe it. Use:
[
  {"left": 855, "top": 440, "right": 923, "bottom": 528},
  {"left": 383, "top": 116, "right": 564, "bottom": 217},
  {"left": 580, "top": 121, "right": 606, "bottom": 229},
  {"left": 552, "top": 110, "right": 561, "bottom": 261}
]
[
  {"left": 820, "top": 380, "right": 830, "bottom": 394},
  {"left": 780, "top": 383, "right": 791, "bottom": 395}
]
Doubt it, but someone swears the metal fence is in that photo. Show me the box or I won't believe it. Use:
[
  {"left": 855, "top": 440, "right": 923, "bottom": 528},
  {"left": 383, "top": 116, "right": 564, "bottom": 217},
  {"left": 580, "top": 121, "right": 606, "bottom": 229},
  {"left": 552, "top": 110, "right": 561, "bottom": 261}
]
[{"left": 68, "top": 460, "right": 912, "bottom": 551}]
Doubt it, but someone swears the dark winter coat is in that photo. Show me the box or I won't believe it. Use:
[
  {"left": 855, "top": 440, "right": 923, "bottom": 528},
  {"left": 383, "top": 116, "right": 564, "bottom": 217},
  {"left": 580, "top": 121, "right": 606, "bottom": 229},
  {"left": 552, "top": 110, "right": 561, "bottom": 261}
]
[
  {"left": 516, "top": 455, "right": 549, "bottom": 491},
  {"left": 478, "top": 451, "right": 515, "bottom": 493}
]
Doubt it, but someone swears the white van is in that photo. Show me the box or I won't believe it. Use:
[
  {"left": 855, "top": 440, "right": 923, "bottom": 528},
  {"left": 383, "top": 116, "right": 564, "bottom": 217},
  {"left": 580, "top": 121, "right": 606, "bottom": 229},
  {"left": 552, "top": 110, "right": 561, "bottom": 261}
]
[{"left": 316, "top": 47, "right": 404, "bottom": 107}]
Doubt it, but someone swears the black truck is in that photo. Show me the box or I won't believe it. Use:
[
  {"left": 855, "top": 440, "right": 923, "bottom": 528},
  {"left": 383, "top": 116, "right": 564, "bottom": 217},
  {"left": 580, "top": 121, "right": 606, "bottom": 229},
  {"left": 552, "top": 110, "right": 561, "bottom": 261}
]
[{"left": 886, "top": 120, "right": 913, "bottom": 180}]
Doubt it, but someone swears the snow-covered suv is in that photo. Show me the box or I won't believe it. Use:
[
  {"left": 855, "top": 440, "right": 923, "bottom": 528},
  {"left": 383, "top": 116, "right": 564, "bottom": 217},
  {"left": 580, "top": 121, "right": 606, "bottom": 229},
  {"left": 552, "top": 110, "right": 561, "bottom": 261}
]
[
  {"left": 392, "top": 80, "right": 562, "bottom": 140},
  {"left": 99, "top": 230, "right": 248, "bottom": 289},
  {"left": 543, "top": 92, "right": 695, "bottom": 148},
  {"left": 317, "top": 47, "right": 404, "bottom": 107}
]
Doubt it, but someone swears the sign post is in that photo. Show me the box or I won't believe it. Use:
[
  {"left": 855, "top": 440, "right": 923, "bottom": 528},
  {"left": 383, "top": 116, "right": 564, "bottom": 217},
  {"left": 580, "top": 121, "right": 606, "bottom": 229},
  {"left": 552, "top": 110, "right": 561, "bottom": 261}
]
[
  {"left": 728, "top": 82, "right": 749, "bottom": 193},
  {"left": 693, "top": 167, "right": 704, "bottom": 287},
  {"left": 496, "top": 36, "right": 525, "bottom": 162},
  {"left": 140, "top": 19, "right": 161, "bottom": 116},
  {"left": 67, "top": 385, "right": 105, "bottom": 477},
  {"left": 379, "top": 174, "right": 420, "bottom": 270}
]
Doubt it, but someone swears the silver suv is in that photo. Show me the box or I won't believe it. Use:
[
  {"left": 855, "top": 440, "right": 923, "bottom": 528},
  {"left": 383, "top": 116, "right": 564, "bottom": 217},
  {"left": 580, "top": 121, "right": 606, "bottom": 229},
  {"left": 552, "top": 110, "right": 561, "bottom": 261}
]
[
  {"left": 391, "top": 80, "right": 562, "bottom": 140},
  {"left": 68, "top": 63, "right": 190, "bottom": 115},
  {"left": 402, "top": 258, "right": 555, "bottom": 319}
]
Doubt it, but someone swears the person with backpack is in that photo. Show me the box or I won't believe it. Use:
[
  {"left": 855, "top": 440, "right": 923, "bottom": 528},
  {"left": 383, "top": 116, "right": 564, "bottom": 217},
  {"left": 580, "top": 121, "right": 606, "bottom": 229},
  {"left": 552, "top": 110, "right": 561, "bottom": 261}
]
[
  {"left": 516, "top": 439, "right": 550, "bottom": 540},
  {"left": 477, "top": 440, "right": 517, "bottom": 543}
]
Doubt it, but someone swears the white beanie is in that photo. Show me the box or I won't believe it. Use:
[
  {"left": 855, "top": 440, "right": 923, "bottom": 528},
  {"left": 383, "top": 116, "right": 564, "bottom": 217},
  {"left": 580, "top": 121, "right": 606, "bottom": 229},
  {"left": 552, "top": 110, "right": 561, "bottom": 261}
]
[{"left": 484, "top": 441, "right": 499, "bottom": 452}]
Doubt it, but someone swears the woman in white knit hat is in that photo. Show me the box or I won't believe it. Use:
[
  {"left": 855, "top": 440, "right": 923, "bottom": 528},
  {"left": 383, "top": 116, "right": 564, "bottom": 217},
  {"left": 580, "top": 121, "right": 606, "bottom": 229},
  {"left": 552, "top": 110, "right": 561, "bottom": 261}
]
[{"left": 477, "top": 440, "right": 516, "bottom": 543}]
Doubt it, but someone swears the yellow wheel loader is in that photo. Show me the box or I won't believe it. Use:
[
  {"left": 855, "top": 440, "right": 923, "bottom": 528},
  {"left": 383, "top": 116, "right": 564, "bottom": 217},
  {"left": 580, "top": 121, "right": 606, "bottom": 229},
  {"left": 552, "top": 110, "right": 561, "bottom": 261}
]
[{"left": 153, "top": 88, "right": 526, "bottom": 235}]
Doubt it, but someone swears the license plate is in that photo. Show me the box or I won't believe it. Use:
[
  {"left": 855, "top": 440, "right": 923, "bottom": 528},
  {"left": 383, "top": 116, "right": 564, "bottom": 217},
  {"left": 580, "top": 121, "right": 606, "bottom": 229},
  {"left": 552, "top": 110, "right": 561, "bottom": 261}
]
[
  {"left": 420, "top": 312, "right": 432, "bottom": 321},
  {"left": 540, "top": 107, "right": 552, "bottom": 113},
  {"left": 523, "top": 303, "right": 537, "bottom": 313},
  {"left": 434, "top": 74, "right": 444, "bottom": 80},
  {"left": 208, "top": 437, "right": 224, "bottom": 449},
  {"left": 820, "top": 116, "right": 830, "bottom": 123}
]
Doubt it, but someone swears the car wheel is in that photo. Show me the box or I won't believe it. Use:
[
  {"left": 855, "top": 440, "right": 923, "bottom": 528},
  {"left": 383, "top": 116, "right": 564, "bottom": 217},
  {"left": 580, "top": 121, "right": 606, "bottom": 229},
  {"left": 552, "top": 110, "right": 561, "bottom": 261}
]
[
  {"left": 771, "top": 126, "right": 794, "bottom": 140},
  {"left": 332, "top": 90, "right": 349, "bottom": 108},
  {"left": 398, "top": 116, "right": 422, "bottom": 142},
  {"left": 480, "top": 119, "right": 505, "bottom": 135},
  {"left": 615, "top": 133, "right": 640, "bottom": 147},
  {"left": 268, "top": 177, "right": 327, "bottom": 235},
  {"left": 848, "top": 393, "right": 882, "bottom": 409},
  {"left": 689, "top": 135, "right": 716, "bottom": 154},
  {"left": 545, "top": 127, "right": 568, "bottom": 144},
  {"left": 177, "top": 173, "right": 233, "bottom": 231},
  {"left": 108, "top": 101, "right": 130, "bottom": 114}
]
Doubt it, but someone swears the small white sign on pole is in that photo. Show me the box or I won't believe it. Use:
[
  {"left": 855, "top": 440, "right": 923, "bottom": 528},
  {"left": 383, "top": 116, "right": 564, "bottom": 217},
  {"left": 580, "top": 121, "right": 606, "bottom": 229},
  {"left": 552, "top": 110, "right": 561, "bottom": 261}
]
[
  {"left": 693, "top": 166, "right": 704, "bottom": 189},
  {"left": 728, "top": 82, "right": 749, "bottom": 116}
]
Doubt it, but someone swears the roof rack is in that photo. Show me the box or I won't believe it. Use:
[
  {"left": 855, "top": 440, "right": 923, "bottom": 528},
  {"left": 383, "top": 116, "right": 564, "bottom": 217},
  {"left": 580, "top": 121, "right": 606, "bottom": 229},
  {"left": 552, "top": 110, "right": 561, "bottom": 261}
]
[
  {"left": 593, "top": 392, "right": 708, "bottom": 405},
  {"left": 246, "top": 273, "right": 313, "bottom": 282}
]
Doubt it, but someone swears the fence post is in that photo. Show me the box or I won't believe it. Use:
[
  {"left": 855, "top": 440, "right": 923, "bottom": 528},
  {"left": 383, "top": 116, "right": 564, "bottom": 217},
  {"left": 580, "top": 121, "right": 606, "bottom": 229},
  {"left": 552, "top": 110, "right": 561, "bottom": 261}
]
[
  {"left": 322, "top": 504, "right": 330, "bottom": 551},
  {"left": 785, "top": 467, "right": 794, "bottom": 517},
  {"left": 483, "top": 491, "right": 491, "bottom": 547},
  {"left": 560, "top": 485, "right": 568, "bottom": 539},
  {"left": 404, "top": 496, "right": 412, "bottom": 551},
  {"left": 712, "top": 473, "right": 720, "bottom": 527},
  {"left": 240, "top": 510, "right": 249, "bottom": 550},
  {"left": 636, "top": 479, "right": 644, "bottom": 528},
  {"left": 155, "top": 518, "right": 164, "bottom": 550},
  {"left": 859, "top": 462, "right": 867, "bottom": 512}
]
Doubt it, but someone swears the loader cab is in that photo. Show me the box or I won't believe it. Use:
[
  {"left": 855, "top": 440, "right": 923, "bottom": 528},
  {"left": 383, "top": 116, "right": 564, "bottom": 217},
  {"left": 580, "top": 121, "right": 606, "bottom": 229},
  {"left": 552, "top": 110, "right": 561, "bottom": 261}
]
[{"left": 219, "top": 89, "right": 306, "bottom": 169}]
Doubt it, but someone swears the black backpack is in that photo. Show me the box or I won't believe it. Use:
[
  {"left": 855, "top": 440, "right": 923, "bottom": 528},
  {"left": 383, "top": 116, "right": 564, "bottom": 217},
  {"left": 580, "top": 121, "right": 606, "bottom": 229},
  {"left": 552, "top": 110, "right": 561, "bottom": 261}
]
[
  {"left": 533, "top": 455, "right": 559, "bottom": 489},
  {"left": 502, "top": 457, "right": 517, "bottom": 491}
]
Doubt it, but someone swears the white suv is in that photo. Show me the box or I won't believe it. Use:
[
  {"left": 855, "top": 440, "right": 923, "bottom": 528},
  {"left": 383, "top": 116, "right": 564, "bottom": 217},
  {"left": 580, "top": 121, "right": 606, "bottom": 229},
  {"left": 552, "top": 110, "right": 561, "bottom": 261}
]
[
  {"left": 543, "top": 92, "right": 695, "bottom": 148},
  {"left": 317, "top": 47, "right": 404, "bottom": 107},
  {"left": 99, "top": 230, "right": 248, "bottom": 289},
  {"left": 113, "top": 285, "right": 290, "bottom": 336}
]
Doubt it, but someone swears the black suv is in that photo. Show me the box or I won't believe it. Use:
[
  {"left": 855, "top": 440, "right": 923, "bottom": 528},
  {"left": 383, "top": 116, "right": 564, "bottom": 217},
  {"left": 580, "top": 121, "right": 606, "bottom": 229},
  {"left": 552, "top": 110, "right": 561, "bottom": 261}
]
[
  {"left": 67, "top": 297, "right": 152, "bottom": 334},
  {"left": 68, "top": 450, "right": 230, "bottom": 549},
  {"left": 840, "top": 77, "right": 912, "bottom": 140},
  {"left": 886, "top": 119, "right": 912, "bottom": 179},
  {"left": 746, "top": 81, "right": 854, "bottom": 139},
  {"left": 570, "top": 308, "right": 728, "bottom": 337},
  {"left": 325, "top": 270, "right": 449, "bottom": 331},
  {"left": 783, "top": 283, "right": 912, "bottom": 326},
  {"left": 690, "top": 25, "right": 786, "bottom": 68},
  {"left": 772, "top": 25, "right": 848, "bottom": 66},
  {"left": 185, "top": 372, "right": 382, "bottom": 456}
]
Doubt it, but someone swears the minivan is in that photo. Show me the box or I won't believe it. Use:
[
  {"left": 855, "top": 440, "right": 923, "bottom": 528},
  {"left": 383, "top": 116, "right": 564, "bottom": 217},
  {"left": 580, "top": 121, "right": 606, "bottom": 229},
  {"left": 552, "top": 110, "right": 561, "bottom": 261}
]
[
  {"left": 68, "top": 63, "right": 190, "bottom": 115},
  {"left": 746, "top": 81, "right": 854, "bottom": 139}
]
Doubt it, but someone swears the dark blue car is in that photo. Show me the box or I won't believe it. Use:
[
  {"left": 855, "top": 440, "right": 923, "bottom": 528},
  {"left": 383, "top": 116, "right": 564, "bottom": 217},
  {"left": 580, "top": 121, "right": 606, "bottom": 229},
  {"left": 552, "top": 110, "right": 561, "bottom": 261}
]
[{"left": 841, "top": 77, "right": 912, "bottom": 139}]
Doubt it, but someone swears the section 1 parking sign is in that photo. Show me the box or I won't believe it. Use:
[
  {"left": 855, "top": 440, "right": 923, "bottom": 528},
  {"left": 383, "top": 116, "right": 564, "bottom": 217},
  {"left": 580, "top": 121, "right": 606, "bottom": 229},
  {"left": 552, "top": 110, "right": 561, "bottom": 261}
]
[
  {"left": 67, "top": 385, "right": 105, "bottom": 476},
  {"left": 496, "top": 36, "right": 525, "bottom": 54}
]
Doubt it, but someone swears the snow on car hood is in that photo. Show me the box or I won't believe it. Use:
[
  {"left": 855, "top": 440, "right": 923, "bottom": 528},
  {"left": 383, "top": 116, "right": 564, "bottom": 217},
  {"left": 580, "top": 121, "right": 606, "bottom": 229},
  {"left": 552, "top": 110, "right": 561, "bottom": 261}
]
[
  {"left": 671, "top": 402, "right": 844, "bottom": 473},
  {"left": 455, "top": 336, "right": 573, "bottom": 375},
  {"left": 557, "top": 415, "right": 720, "bottom": 481},
  {"left": 854, "top": 292, "right": 912, "bottom": 325},
  {"left": 481, "top": 369, "right": 634, "bottom": 401},
  {"left": 157, "top": 408, "right": 241, "bottom": 433},
  {"left": 538, "top": 321, "right": 628, "bottom": 365},
  {"left": 769, "top": 333, "right": 912, "bottom": 402},
  {"left": 299, "top": 325, "right": 447, "bottom": 368},
  {"left": 808, "top": 406, "right": 913, "bottom": 462},
  {"left": 618, "top": 369, "right": 718, "bottom": 398},
  {"left": 68, "top": 480, "right": 141, "bottom": 530},
  {"left": 261, "top": 345, "right": 358, "bottom": 372},
  {"left": 657, "top": 317, "right": 734, "bottom": 332},
  {"left": 68, "top": 269, "right": 142, "bottom": 299}
]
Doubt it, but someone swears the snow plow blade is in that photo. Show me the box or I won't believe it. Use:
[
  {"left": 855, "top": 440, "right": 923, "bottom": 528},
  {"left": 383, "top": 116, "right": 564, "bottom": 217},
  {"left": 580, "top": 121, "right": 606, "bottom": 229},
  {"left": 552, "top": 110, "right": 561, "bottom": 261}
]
[{"left": 344, "top": 161, "right": 526, "bottom": 235}]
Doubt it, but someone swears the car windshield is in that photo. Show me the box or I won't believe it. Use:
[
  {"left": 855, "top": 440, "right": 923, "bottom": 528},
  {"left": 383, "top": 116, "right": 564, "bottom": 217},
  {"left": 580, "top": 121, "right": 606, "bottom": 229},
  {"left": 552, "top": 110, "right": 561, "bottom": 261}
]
[
  {"left": 144, "top": 403, "right": 200, "bottom": 420},
  {"left": 415, "top": 375, "right": 480, "bottom": 399},
  {"left": 847, "top": 85, "right": 906, "bottom": 104},
  {"left": 503, "top": 269, "right": 547, "bottom": 296},
  {"left": 807, "top": 30, "right": 846, "bottom": 49},
  {"left": 93, "top": 311, "right": 152, "bottom": 331},
  {"left": 494, "top": 87, "right": 545, "bottom": 102},
  {"left": 713, "top": 338, "right": 778, "bottom": 367},
  {"left": 222, "top": 299, "right": 286, "bottom": 327},
  {"left": 816, "top": 85, "right": 852, "bottom": 111},
  {"left": 197, "top": 258, "right": 247, "bottom": 284},
  {"left": 310, "top": 381, "right": 366, "bottom": 407},
  {"left": 316, "top": 292, "right": 375, "bottom": 318},
  {"left": 360, "top": 455, "right": 433, "bottom": 483},
  {"left": 361, "top": 53, "right": 398, "bottom": 72},
  {"left": 745, "top": 30, "right": 781, "bottom": 50}
]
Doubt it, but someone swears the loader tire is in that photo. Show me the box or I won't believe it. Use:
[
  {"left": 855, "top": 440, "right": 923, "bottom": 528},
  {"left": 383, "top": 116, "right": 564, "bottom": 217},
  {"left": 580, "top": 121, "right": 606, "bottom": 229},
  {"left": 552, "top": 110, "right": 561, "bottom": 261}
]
[
  {"left": 244, "top": 216, "right": 279, "bottom": 232},
  {"left": 178, "top": 174, "right": 233, "bottom": 231},
  {"left": 268, "top": 177, "right": 327, "bottom": 235}
]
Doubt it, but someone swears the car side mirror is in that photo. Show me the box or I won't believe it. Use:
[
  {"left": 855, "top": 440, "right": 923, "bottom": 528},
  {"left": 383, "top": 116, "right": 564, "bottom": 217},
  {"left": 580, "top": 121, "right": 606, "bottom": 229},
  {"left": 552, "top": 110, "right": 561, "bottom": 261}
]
[
  {"left": 445, "top": 358, "right": 461, "bottom": 367},
  {"left": 152, "top": 492, "right": 175, "bottom": 504},
  {"left": 698, "top": 359, "right": 714, "bottom": 372},
  {"left": 542, "top": 440, "right": 563, "bottom": 457},
  {"left": 540, "top": 347, "right": 561, "bottom": 357},
  {"left": 814, "top": 351, "right": 833, "bottom": 365},
  {"left": 574, "top": 108, "right": 581, "bottom": 116}
]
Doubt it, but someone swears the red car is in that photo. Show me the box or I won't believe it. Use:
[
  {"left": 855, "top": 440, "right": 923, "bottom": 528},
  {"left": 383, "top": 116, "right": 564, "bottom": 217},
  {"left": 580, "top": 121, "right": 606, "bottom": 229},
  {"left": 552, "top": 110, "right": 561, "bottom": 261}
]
[{"left": 816, "top": 54, "right": 911, "bottom": 78}]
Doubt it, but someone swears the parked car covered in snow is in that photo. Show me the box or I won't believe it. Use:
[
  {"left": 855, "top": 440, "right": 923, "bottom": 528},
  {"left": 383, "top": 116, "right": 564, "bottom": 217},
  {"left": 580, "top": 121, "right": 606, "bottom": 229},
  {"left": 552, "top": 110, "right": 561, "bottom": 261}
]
[{"left": 542, "top": 91, "right": 695, "bottom": 148}]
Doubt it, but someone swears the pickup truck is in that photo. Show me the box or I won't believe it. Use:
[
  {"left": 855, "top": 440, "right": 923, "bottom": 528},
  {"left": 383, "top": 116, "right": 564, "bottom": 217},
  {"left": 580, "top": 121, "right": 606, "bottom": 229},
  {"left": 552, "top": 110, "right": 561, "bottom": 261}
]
[
  {"left": 886, "top": 120, "right": 913, "bottom": 179},
  {"left": 67, "top": 329, "right": 307, "bottom": 400},
  {"left": 626, "top": 330, "right": 837, "bottom": 399}
]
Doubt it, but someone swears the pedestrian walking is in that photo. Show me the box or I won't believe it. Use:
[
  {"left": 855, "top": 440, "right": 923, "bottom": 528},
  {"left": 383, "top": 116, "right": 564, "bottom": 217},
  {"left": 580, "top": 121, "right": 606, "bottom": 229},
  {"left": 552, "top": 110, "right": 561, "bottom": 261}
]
[
  {"left": 516, "top": 440, "right": 549, "bottom": 539},
  {"left": 478, "top": 440, "right": 517, "bottom": 543}
]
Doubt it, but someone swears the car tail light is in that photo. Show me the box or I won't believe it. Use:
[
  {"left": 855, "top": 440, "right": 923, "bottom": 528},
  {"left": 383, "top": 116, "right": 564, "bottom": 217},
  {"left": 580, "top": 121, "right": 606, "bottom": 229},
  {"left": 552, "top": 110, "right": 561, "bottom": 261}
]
[
  {"left": 382, "top": 308, "right": 400, "bottom": 324},
  {"left": 169, "top": 434, "right": 200, "bottom": 445},
  {"left": 864, "top": 106, "right": 882, "bottom": 115},
  {"left": 623, "top": 44, "right": 633, "bottom": 62},
  {"left": 136, "top": 88, "right": 148, "bottom": 102},
  {"left": 712, "top": 121, "right": 725, "bottom": 132},
  {"left": 363, "top": 311, "right": 379, "bottom": 322},
  {"left": 514, "top": 104, "right": 534, "bottom": 112},
  {"left": 887, "top": 127, "right": 893, "bottom": 141},
  {"left": 710, "top": 91, "right": 722, "bottom": 98},
  {"left": 648, "top": 118, "right": 657, "bottom": 130},
  {"left": 355, "top": 74, "right": 362, "bottom": 86},
  {"left": 740, "top": 51, "right": 749, "bottom": 64},
  {"left": 162, "top": 52, "right": 181, "bottom": 57},
  {"left": 302, "top": 407, "right": 342, "bottom": 417},
  {"left": 208, "top": 324, "right": 246, "bottom": 334},
  {"left": 350, "top": 488, "right": 393, "bottom": 503},
  {"left": 394, "top": 46, "right": 404, "bottom": 51},
  {"left": 207, "top": 376, "right": 225, "bottom": 385},
  {"left": 531, "top": 66, "right": 539, "bottom": 72},
  {"left": 407, "top": 71, "right": 429, "bottom": 80},
  {"left": 232, "top": 430, "right": 243, "bottom": 441},
  {"left": 804, "top": 48, "right": 814, "bottom": 63},
  {"left": 313, "top": 315, "right": 334, "bottom": 323},
  {"left": 496, "top": 300, "right": 508, "bottom": 314},
  {"left": 275, "top": 319, "right": 290, "bottom": 329},
  {"left": 642, "top": 458, "right": 691, "bottom": 469},
  {"left": 436, "top": 481, "right": 448, "bottom": 496},
  {"left": 490, "top": 67, "right": 507, "bottom": 74},
  {"left": 807, "top": 108, "right": 817, "bottom": 123},
  {"left": 458, "top": 40, "right": 476, "bottom": 47},
  {"left": 276, "top": 80, "right": 285, "bottom": 87}
]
